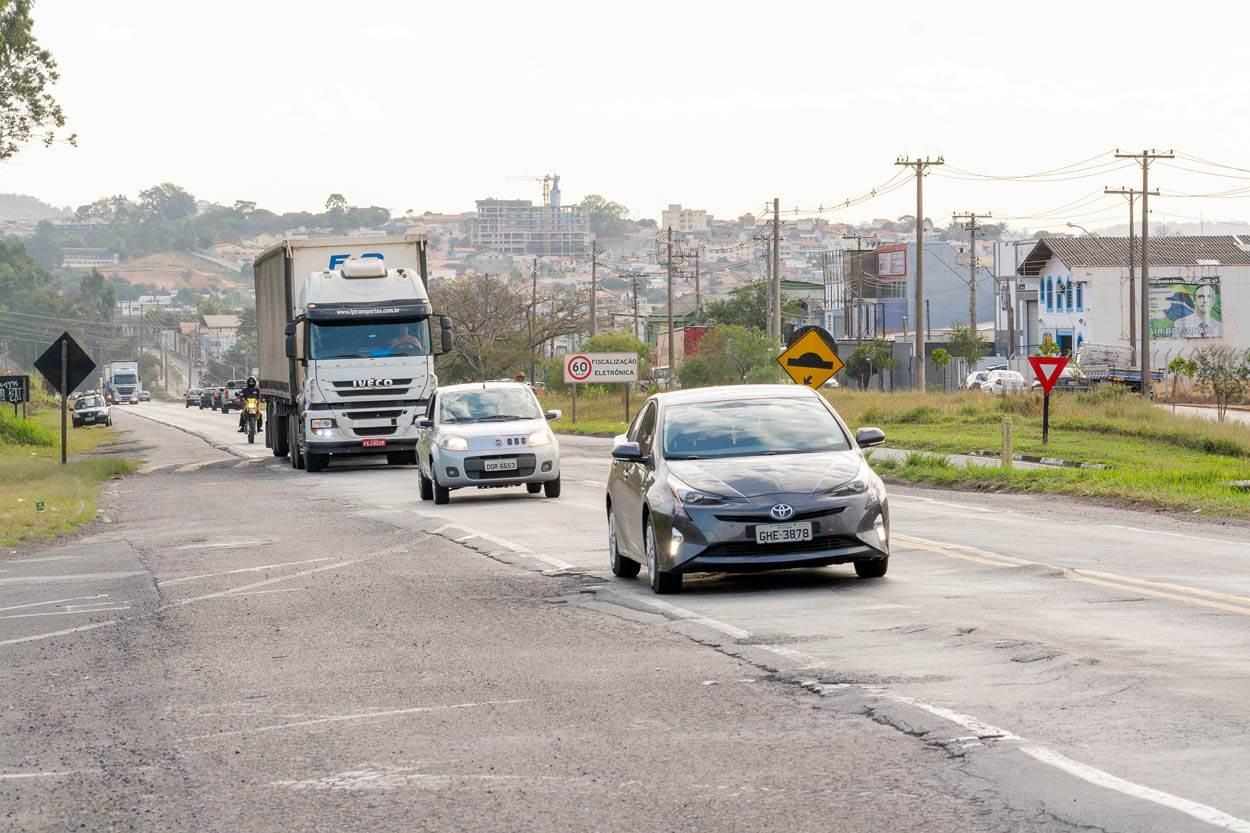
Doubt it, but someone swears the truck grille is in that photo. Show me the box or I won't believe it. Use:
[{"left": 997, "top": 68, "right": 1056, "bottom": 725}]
[
  {"left": 331, "top": 379, "right": 414, "bottom": 398},
  {"left": 354, "top": 426, "right": 397, "bottom": 437},
  {"left": 345, "top": 409, "right": 404, "bottom": 420}
]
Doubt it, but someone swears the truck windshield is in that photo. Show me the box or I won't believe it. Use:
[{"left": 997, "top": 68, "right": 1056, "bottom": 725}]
[
  {"left": 309, "top": 319, "right": 432, "bottom": 359},
  {"left": 114, "top": 374, "right": 137, "bottom": 385}
]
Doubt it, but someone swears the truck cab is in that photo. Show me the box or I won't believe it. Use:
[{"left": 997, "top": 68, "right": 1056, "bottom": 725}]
[{"left": 283, "top": 259, "right": 451, "bottom": 471}]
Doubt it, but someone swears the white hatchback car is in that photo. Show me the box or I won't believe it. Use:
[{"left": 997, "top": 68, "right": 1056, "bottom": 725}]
[
  {"left": 416, "top": 382, "right": 562, "bottom": 505},
  {"left": 964, "top": 370, "right": 989, "bottom": 390},
  {"left": 980, "top": 370, "right": 1028, "bottom": 395}
]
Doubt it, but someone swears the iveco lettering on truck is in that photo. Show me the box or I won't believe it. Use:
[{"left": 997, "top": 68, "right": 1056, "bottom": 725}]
[{"left": 253, "top": 235, "right": 453, "bottom": 473}]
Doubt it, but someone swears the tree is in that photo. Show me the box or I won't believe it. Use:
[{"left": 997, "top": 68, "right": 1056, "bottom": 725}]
[
  {"left": 703, "top": 281, "right": 804, "bottom": 331},
  {"left": 196, "top": 296, "right": 226, "bottom": 317},
  {"left": 138, "top": 182, "right": 196, "bottom": 222},
  {"left": 845, "top": 338, "right": 895, "bottom": 390},
  {"left": 947, "top": 323, "right": 988, "bottom": 368},
  {"left": 677, "top": 325, "right": 776, "bottom": 388},
  {"left": 1168, "top": 355, "right": 1198, "bottom": 412},
  {"left": 75, "top": 268, "right": 115, "bottom": 321},
  {"left": 324, "top": 193, "right": 347, "bottom": 214},
  {"left": 1191, "top": 345, "right": 1250, "bottom": 422},
  {"left": 0, "top": 0, "right": 73, "bottom": 160},
  {"left": 1035, "top": 334, "right": 1060, "bottom": 356},
  {"left": 930, "top": 347, "right": 951, "bottom": 388},
  {"left": 579, "top": 194, "right": 630, "bottom": 236}
]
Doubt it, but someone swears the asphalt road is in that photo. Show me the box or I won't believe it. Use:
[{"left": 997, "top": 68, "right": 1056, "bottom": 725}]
[{"left": 4, "top": 401, "right": 1250, "bottom": 832}]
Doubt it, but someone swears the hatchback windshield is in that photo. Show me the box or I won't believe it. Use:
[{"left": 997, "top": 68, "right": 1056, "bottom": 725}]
[
  {"left": 663, "top": 397, "right": 849, "bottom": 459},
  {"left": 439, "top": 388, "right": 541, "bottom": 423},
  {"left": 310, "top": 319, "right": 431, "bottom": 359},
  {"left": 75, "top": 396, "right": 104, "bottom": 410}
]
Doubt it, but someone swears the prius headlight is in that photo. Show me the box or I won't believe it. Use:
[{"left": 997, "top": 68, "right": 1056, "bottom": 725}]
[
  {"left": 527, "top": 428, "right": 553, "bottom": 447},
  {"left": 826, "top": 477, "right": 869, "bottom": 496},
  {"left": 440, "top": 434, "right": 469, "bottom": 452},
  {"left": 669, "top": 476, "right": 728, "bottom": 507}
]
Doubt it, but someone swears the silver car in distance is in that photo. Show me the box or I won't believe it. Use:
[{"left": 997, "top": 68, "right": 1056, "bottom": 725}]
[
  {"left": 416, "top": 382, "right": 562, "bottom": 505},
  {"left": 605, "top": 385, "right": 889, "bottom": 594}
]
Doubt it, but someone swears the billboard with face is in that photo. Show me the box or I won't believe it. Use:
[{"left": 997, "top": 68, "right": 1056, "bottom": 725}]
[{"left": 1149, "top": 280, "right": 1222, "bottom": 339}]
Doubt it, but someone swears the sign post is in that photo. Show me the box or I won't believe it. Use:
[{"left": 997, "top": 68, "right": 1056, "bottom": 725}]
[
  {"left": 776, "top": 326, "right": 844, "bottom": 389},
  {"left": 563, "top": 352, "right": 639, "bottom": 425},
  {"left": 33, "top": 332, "right": 96, "bottom": 465},
  {"left": 1028, "top": 356, "right": 1070, "bottom": 445}
]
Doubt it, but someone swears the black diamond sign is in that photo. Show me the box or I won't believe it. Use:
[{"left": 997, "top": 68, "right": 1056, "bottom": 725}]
[{"left": 34, "top": 332, "right": 96, "bottom": 396}]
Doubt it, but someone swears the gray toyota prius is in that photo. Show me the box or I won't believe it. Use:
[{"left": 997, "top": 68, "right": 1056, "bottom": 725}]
[{"left": 605, "top": 384, "right": 889, "bottom": 594}]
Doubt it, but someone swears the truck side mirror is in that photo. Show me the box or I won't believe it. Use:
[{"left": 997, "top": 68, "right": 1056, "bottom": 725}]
[
  {"left": 439, "top": 316, "right": 454, "bottom": 354},
  {"left": 284, "top": 321, "right": 297, "bottom": 359}
]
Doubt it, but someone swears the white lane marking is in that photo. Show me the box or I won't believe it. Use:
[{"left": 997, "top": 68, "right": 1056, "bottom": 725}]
[
  {"left": 181, "top": 699, "right": 529, "bottom": 742},
  {"left": 232, "top": 458, "right": 266, "bottom": 468},
  {"left": 892, "top": 494, "right": 994, "bottom": 513},
  {"left": 217, "top": 588, "right": 301, "bottom": 598},
  {"left": 1104, "top": 524, "right": 1249, "bottom": 549},
  {"left": 581, "top": 479, "right": 607, "bottom": 487},
  {"left": 431, "top": 522, "right": 576, "bottom": 570},
  {"left": 0, "top": 619, "right": 119, "bottom": 647},
  {"left": 1020, "top": 746, "right": 1250, "bottom": 832},
  {"left": 0, "top": 769, "right": 99, "bottom": 780},
  {"left": 759, "top": 645, "right": 819, "bottom": 665},
  {"left": 175, "top": 539, "right": 271, "bottom": 551},
  {"left": 883, "top": 694, "right": 1021, "bottom": 741},
  {"left": 0, "top": 606, "right": 130, "bottom": 620},
  {"left": 166, "top": 554, "right": 388, "bottom": 607},
  {"left": 634, "top": 597, "right": 752, "bottom": 640},
  {"left": 157, "top": 558, "right": 332, "bottom": 586},
  {"left": 0, "top": 594, "right": 109, "bottom": 613},
  {"left": 0, "top": 572, "right": 146, "bottom": 586}
]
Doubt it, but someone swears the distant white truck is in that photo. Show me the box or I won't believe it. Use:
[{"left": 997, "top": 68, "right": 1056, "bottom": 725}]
[
  {"left": 253, "top": 235, "right": 452, "bottom": 472},
  {"left": 104, "top": 360, "right": 140, "bottom": 404}
]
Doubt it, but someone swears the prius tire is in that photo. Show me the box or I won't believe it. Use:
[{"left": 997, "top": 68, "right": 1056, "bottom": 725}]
[
  {"left": 607, "top": 506, "right": 640, "bottom": 579},
  {"left": 854, "top": 557, "right": 889, "bottom": 579},
  {"left": 645, "top": 518, "right": 682, "bottom": 594}
]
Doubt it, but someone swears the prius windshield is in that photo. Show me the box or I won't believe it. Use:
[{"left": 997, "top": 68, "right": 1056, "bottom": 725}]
[
  {"left": 309, "top": 319, "right": 431, "bottom": 359},
  {"left": 663, "top": 397, "right": 849, "bottom": 460}
]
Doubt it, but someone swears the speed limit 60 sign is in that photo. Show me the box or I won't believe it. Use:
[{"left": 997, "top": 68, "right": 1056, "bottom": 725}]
[{"left": 563, "top": 352, "right": 639, "bottom": 384}]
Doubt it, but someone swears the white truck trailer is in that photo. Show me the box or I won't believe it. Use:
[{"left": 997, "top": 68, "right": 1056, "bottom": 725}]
[{"left": 253, "top": 235, "right": 452, "bottom": 472}]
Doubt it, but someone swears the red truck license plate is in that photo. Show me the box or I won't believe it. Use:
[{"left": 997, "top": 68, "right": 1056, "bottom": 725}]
[{"left": 361, "top": 439, "right": 386, "bottom": 448}]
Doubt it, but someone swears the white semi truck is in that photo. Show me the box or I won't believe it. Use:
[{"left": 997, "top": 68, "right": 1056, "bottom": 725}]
[
  {"left": 253, "top": 235, "right": 452, "bottom": 472},
  {"left": 103, "top": 360, "right": 140, "bottom": 404}
]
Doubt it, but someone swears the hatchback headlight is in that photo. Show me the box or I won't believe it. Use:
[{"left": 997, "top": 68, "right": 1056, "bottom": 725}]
[
  {"left": 440, "top": 434, "right": 469, "bottom": 451},
  {"left": 527, "top": 429, "right": 553, "bottom": 447}
]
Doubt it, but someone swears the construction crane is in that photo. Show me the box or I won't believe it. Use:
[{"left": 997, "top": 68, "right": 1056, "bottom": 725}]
[{"left": 506, "top": 174, "right": 560, "bottom": 208}]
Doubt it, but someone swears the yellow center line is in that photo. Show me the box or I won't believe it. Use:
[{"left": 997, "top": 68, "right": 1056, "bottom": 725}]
[{"left": 894, "top": 534, "right": 1250, "bottom": 616}]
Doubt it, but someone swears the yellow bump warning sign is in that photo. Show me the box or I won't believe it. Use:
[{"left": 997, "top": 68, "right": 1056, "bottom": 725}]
[{"left": 776, "top": 328, "right": 844, "bottom": 389}]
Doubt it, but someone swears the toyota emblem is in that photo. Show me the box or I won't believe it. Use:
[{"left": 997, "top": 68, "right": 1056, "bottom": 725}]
[{"left": 769, "top": 504, "right": 795, "bottom": 521}]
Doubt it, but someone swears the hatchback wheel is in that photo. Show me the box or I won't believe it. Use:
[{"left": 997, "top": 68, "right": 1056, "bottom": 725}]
[
  {"left": 433, "top": 472, "right": 450, "bottom": 505},
  {"left": 645, "top": 518, "right": 681, "bottom": 594},
  {"left": 526, "top": 483, "right": 542, "bottom": 494},
  {"left": 607, "top": 506, "right": 640, "bottom": 578},
  {"left": 543, "top": 476, "right": 561, "bottom": 498}
]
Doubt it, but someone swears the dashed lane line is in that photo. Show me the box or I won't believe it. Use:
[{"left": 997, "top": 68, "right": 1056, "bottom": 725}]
[
  {"left": 157, "top": 558, "right": 333, "bottom": 586},
  {"left": 0, "top": 619, "right": 119, "bottom": 647},
  {"left": 0, "top": 593, "right": 110, "bottom": 613}
]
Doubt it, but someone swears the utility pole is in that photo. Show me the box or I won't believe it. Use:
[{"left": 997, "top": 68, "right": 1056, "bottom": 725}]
[
  {"left": 530, "top": 257, "right": 538, "bottom": 383},
  {"left": 772, "top": 198, "right": 781, "bottom": 346},
  {"left": 1114, "top": 149, "right": 1173, "bottom": 396},
  {"left": 896, "top": 155, "right": 944, "bottom": 391},
  {"left": 632, "top": 273, "right": 641, "bottom": 342},
  {"left": 693, "top": 247, "right": 701, "bottom": 321},
  {"left": 589, "top": 235, "right": 603, "bottom": 338},
  {"left": 1104, "top": 187, "right": 1156, "bottom": 364},
  {"left": 666, "top": 226, "right": 675, "bottom": 380},
  {"left": 952, "top": 212, "right": 990, "bottom": 333}
]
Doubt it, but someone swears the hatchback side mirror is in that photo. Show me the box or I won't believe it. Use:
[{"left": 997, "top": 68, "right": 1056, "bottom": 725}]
[
  {"left": 416, "top": 417, "right": 433, "bottom": 429},
  {"left": 856, "top": 427, "right": 886, "bottom": 448},
  {"left": 545, "top": 409, "right": 561, "bottom": 421},
  {"left": 611, "top": 441, "right": 645, "bottom": 462}
]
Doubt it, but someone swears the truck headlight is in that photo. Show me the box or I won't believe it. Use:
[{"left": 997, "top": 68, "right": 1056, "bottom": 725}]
[
  {"left": 527, "top": 429, "right": 553, "bottom": 447},
  {"left": 440, "top": 435, "right": 469, "bottom": 451},
  {"left": 311, "top": 418, "right": 335, "bottom": 437}
]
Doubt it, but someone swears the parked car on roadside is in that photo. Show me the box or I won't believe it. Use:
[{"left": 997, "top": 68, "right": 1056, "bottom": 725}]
[
  {"left": 71, "top": 395, "right": 111, "bottom": 428},
  {"left": 964, "top": 370, "right": 990, "bottom": 390},
  {"left": 605, "top": 384, "right": 889, "bottom": 594},
  {"left": 417, "top": 381, "right": 562, "bottom": 505},
  {"left": 139, "top": 390, "right": 151, "bottom": 402},
  {"left": 980, "top": 370, "right": 1028, "bottom": 395}
]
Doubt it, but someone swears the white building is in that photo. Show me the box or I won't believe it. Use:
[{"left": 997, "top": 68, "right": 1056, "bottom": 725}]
[
  {"left": 1015, "top": 235, "right": 1250, "bottom": 363},
  {"left": 661, "top": 204, "right": 709, "bottom": 234}
]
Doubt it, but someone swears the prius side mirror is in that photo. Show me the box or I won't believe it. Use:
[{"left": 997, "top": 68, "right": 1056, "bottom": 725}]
[
  {"left": 612, "top": 441, "right": 645, "bottom": 462},
  {"left": 856, "top": 427, "right": 886, "bottom": 448}
]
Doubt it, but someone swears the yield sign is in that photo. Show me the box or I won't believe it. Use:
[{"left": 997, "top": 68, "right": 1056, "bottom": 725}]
[
  {"left": 1028, "top": 355, "right": 1069, "bottom": 395},
  {"left": 34, "top": 332, "right": 96, "bottom": 396},
  {"left": 777, "top": 327, "right": 843, "bottom": 388}
]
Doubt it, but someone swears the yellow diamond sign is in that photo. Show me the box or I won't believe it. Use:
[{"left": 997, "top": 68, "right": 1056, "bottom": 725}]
[{"left": 776, "top": 328, "right": 844, "bottom": 389}]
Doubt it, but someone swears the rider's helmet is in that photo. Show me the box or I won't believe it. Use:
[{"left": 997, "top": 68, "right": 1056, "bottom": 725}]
[{"left": 247, "top": 376, "right": 257, "bottom": 386}]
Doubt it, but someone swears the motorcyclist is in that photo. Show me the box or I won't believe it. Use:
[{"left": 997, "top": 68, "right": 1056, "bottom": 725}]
[{"left": 237, "top": 376, "right": 263, "bottom": 433}]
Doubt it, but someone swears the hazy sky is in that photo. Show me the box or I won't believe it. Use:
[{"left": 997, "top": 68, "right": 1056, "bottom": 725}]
[{"left": 11, "top": 0, "right": 1250, "bottom": 231}]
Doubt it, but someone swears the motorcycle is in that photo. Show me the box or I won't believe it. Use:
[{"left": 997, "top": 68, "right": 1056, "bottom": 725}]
[{"left": 243, "top": 396, "right": 261, "bottom": 444}]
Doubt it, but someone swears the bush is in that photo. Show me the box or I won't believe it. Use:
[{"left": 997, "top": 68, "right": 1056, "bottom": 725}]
[
  {"left": 894, "top": 406, "right": 939, "bottom": 424},
  {"left": 0, "top": 411, "right": 56, "bottom": 447}
]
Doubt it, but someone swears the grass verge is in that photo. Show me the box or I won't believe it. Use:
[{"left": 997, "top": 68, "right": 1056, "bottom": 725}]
[
  {"left": 539, "top": 389, "right": 631, "bottom": 437},
  {"left": 1, "top": 399, "right": 137, "bottom": 548}
]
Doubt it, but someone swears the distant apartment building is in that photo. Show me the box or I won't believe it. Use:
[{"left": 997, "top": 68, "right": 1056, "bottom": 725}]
[
  {"left": 62, "top": 247, "right": 120, "bottom": 269},
  {"left": 661, "top": 204, "right": 709, "bottom": 233},
  {"left": 470, "top": 199, "right": 589, "bottom": 257}
]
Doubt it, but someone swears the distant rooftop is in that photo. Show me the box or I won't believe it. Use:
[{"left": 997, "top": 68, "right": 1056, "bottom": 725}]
[{"left": 1019, "top": 235, "right": 1250, "bottom": 273}]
